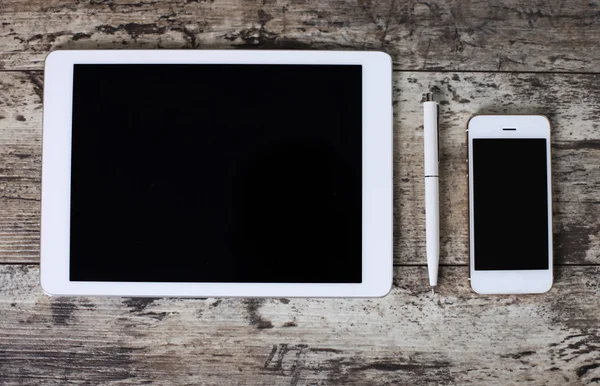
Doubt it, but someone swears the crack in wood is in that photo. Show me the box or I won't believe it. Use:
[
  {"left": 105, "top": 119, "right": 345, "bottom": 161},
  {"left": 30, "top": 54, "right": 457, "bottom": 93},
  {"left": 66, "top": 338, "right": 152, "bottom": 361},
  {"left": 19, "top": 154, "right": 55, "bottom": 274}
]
[{"left": 244, "top": 298, "right": 274, "bottom": 329}]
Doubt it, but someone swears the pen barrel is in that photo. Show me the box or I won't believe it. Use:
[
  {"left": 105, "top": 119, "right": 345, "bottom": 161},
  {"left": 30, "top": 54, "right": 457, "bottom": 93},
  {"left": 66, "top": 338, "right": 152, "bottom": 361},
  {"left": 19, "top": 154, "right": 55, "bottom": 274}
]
[
  {"left": 423, "top": 101, "right": 439, "bottom": 176},
  {"left": 425, "top": 177, "right": 440, "bottom": 286}
]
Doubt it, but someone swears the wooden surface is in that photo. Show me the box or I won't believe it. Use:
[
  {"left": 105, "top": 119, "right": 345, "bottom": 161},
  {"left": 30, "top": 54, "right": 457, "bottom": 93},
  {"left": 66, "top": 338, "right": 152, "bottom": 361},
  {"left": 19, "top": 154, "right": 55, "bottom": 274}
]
[
  {"left": 1, "top": 266, "right": 599, "bottom": 384},
  {"left": 1, "top": 0, "right": 600, "bottom": 72},
  {"left": 1, "top": 0, "right": 600, "bottom": 384}
]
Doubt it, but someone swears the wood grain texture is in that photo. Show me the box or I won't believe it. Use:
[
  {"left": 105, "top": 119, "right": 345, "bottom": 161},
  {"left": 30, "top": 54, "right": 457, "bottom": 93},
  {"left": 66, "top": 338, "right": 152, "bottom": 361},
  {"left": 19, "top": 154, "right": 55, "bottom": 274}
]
[
  {"left": 0, "top": 265, "right": 598, "bottom": 385},
  {"left": 0, "top": 0, "right": 600, "bottom": 71},
  {"left": 1, "top": 71, "right": 599, "bottom": 264},
  {"left": 0, "top": 73, "right": 41, "bottom": 263}
]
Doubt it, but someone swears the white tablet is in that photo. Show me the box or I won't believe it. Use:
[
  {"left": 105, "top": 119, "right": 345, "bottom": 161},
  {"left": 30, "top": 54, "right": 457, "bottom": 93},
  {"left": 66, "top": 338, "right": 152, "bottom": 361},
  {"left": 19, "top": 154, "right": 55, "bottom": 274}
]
[{"left": 41, "top": 50, "right": 392, "bottom": 297}]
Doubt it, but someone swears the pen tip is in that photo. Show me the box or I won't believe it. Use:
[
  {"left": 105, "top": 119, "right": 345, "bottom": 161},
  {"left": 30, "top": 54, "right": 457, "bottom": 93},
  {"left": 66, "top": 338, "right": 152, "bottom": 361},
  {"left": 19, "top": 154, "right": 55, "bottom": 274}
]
[
  {"left": 431, "top": 287, "right": 436, "bottom": 295},
  {"left": 426, "top": 92, "right": 434, "bottom": 102}
]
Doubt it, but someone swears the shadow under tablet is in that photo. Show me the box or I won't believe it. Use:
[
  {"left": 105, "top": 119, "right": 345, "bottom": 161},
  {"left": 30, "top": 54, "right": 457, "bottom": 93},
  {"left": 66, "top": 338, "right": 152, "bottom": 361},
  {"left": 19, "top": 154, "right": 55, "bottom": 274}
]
[{"left": 68, "top": 64, "right": 363, "bottom": 284}]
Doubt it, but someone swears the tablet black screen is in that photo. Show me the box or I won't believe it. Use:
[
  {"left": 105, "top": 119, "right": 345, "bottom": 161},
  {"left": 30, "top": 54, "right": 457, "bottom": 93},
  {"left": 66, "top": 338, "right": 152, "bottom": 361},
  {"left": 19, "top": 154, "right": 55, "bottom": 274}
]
[{"left": 70, "top": 64, "right": 362, "bottom": 283}]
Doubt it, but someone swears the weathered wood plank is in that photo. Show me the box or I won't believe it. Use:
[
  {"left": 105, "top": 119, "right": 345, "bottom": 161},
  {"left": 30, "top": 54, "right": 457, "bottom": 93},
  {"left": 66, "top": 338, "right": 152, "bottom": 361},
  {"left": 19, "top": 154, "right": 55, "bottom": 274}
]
[
  {"left": 0, "top": 265, "right": 598, "bottom": 385},
  {"left": 0, "top": 0, "right": 600, "bottom": 72},
  {"left": 1, "top": 71, "right": 599, "bottom": 264},
  {"left": 0, "top": 73, "right": 41, "bottom": 263}
]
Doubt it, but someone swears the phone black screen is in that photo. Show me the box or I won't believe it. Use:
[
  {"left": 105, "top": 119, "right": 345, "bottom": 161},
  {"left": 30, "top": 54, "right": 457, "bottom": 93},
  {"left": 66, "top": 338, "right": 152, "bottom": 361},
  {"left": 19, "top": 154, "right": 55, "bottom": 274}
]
[
  {"left": 473, "top": 138, "right": 549, "bottom": 270},
  {"left": 70, "top": 64, "right": 362, "bottom": 283}
]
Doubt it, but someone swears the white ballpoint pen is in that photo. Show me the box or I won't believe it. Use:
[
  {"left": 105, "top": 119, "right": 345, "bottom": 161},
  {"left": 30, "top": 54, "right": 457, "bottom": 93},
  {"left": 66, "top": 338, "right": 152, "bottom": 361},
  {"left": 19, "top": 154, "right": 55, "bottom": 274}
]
[{"left": 423, "top": 92, "right": 440, "bottom": 291}]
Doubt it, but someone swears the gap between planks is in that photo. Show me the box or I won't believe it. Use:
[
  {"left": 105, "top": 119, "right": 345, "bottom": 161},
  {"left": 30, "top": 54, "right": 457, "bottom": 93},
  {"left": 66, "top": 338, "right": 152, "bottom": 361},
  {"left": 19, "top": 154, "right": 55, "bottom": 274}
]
[
  {"left": 2, "top": 69, "right": 600, "bottom": 76},
  {"left": 1, "top": 262, "right": 599, "bottom": 267}
]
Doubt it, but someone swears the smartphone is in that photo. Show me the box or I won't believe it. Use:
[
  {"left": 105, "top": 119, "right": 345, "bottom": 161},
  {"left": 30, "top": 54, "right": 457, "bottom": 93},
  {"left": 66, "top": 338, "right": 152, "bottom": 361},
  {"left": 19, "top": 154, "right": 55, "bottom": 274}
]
[{"left": 468, "top": 115, "right": 553, "bottom": 294}]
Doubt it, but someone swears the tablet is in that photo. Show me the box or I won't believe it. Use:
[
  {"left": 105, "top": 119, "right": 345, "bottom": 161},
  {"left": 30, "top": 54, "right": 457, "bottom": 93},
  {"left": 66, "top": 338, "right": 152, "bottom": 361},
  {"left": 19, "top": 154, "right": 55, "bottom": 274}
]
[{"left": 41, "top": 50, "right": 392, "bottom": 297}]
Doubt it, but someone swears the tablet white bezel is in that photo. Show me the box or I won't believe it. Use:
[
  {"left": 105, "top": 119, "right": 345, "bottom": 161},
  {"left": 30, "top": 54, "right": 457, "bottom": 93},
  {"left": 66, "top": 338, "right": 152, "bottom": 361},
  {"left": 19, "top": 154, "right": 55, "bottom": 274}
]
[{"left": 41, "top": 50, "right": 393, "bottom": 297}]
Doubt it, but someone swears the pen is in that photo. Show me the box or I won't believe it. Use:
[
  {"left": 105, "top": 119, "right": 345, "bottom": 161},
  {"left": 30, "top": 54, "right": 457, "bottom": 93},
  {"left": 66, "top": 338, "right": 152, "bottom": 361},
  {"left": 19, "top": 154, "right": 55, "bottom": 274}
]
[{"left": 423, "top": 92, "right": 439, "bottom": 291}]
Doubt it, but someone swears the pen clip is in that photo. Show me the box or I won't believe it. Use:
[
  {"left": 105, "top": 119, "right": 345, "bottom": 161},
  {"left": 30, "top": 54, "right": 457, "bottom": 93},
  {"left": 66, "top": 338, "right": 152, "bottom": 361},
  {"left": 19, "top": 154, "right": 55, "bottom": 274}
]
[{"left": 437, "top": 103, "right": 440, "bottom": 162}]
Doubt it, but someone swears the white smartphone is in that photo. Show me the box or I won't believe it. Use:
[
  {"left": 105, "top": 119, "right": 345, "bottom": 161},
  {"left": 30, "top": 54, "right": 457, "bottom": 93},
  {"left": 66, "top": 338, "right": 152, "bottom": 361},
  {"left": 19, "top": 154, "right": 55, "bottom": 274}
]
[{"left": 468, "top": 115, "right": 553, "bottom": 294}]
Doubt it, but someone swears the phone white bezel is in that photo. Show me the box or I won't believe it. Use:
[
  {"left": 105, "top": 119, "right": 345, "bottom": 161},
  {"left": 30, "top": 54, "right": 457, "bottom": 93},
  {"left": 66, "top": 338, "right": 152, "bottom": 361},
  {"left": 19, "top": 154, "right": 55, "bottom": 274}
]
[
  {"left": 468, "top": 115, "right": 553, "bottom": 295},
  {"left": 41, "top": 50, "right": 393, "bottom": 297}
]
